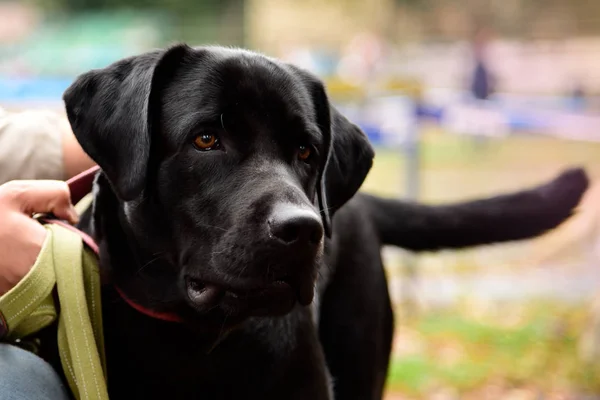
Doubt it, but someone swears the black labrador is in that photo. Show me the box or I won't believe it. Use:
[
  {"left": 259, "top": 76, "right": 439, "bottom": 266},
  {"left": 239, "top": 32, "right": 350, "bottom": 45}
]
[{"left": 38, "top": 44, "right": 588, "bottom": 399}]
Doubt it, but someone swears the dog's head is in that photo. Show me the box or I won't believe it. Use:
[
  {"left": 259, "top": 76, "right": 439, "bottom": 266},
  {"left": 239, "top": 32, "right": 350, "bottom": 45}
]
[{"left": 63, "top": 44, "right": 374, "bottom": 325}]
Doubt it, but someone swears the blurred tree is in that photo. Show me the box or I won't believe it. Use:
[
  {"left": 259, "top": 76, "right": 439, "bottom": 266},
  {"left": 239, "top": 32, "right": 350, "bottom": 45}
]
[
  {"left": 25, "top": 0, "right": 245, "bottom": 46},
  {"left": 392, "top": 0, "right": 425, "bottom": 8},
  {"left": 388, "top": 0, "right": 600, "bottom": 40}
]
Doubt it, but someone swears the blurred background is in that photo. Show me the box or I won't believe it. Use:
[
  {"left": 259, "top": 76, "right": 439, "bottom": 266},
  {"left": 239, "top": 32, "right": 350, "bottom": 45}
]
[{"left": 2, "top": 0, "right": 600, "bottom": 398}]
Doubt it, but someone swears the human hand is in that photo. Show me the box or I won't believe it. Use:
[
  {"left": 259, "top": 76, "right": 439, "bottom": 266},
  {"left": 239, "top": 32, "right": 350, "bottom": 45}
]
[{"left": 0, "top": 180, "right": 79, "bottom": 295}]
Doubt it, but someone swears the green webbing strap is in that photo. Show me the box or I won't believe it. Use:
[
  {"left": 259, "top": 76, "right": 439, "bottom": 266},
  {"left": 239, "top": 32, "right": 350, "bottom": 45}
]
[{"left": 0, "top": 223, "right": 108, "bottom": 400}]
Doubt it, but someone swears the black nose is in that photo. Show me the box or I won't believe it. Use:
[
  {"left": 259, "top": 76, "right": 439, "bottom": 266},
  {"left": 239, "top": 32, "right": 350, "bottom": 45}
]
[{"left": 268, "top": 206, "right": 323, "bottom": 245}]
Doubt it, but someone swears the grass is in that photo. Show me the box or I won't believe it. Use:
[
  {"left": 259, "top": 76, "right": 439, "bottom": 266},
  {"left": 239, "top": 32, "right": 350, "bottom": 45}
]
[{"left": 384, "top": 300, "right": 600, "bottom": 398}]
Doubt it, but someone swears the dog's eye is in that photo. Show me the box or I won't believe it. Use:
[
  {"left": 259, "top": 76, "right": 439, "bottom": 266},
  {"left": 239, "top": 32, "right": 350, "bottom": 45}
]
[
  {"left": 298, "top": 145, "right": 312, "bottom": 162},
  {"left": 193, "top": 134, "right": 219, "bottom": 151}
]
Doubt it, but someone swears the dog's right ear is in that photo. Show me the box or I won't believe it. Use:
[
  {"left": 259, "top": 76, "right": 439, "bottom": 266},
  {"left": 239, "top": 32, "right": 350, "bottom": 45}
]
[{"left": 63, "top": 44, "right": 191, "bottom": 201}]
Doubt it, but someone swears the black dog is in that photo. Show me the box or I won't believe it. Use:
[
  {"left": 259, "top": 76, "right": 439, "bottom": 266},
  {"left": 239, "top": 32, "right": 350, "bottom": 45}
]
[{"left": 38, "top": 44, "right": 588, "bottom": 399}]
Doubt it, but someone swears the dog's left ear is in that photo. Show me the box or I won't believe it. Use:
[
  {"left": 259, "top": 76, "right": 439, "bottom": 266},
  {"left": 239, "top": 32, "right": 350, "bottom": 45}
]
[{"left": 297, "top": 70, "right": 374, "bottom": 236}]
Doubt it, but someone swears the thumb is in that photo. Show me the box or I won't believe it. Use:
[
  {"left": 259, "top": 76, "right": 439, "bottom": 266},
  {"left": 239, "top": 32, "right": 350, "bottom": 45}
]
[{"left": 0, "top": 180, "right": 79, "bottom": 224}]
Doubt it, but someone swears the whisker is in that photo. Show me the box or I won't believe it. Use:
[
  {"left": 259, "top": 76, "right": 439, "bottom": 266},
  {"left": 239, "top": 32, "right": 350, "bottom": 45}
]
[
  {"left": 316, "top": 205, "right": 335, "bottom": 213},
  {"left": 210, "top": 249, "right": 229, "bottom": 257},
  {"left": 237, "top": 262, "right": 250, "bottom": 281},
  {"left": 217, "top": 314, "right": 229, "bottom": 342},
  {"left": 264, "top": 262, "right": 272, "bottom": 282},
  {"left": 196, "top": 223, "right": 228, "bottom": 232},
  {"left": 136, "top": 253, "right": 165, "bottom": 275}
]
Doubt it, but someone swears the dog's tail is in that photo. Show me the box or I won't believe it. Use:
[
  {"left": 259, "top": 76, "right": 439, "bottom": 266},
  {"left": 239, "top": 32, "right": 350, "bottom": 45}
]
[{"left": 365, "top": 167, "right": 589, "bottom": 252}]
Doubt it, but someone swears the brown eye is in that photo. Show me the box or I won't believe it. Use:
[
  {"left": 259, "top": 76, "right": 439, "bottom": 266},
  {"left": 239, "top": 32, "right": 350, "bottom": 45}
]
[
  {"left": 194, "top": 134, "right": 218, "bottom": 150},
  {"left": 298, "top": 145, "right": 311, "bottom": 162}
]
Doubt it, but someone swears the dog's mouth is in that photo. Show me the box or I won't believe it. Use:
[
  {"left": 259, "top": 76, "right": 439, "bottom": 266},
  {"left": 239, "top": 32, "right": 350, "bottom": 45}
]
[{"left": 184, "top": 276, "right": 311, "bottom": 318}]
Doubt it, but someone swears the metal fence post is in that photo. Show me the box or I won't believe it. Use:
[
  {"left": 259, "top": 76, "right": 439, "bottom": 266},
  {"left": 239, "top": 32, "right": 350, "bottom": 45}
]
[{"left": 401, "top": 98, "right": 420, "bottom": 318}]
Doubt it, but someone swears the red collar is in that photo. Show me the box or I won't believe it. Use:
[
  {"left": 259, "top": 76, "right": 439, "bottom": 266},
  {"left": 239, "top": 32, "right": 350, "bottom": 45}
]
[
  {"left": 113, "top": 286, "right": 183, "bottom": 323},
  {"left": 42, "top": 166, "right": 183, "bottom": 323}
]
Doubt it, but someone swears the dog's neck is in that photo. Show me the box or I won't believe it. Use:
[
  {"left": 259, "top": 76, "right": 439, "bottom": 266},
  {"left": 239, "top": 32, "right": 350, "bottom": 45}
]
[{"left": 88, "top": 178, "right": 167, "bottom": 296}]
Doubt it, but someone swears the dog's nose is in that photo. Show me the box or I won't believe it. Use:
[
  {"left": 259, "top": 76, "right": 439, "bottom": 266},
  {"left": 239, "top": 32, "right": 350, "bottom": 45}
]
[{"left": 268, "top": 206, "right": 323, "bottom": 245}]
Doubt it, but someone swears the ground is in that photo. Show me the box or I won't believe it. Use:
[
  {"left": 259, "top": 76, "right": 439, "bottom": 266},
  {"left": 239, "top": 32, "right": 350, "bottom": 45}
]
[{"left": 382, "top": 301, "right": 600, "bottom": 399}]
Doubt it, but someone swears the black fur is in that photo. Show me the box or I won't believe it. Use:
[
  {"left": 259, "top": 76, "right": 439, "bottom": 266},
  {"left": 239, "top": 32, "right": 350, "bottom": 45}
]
[
  {"left": 365, "top": 167, "right": 588, "bottom": 251},
  {"left": 38, "top": 44, "right": 588, "bottom": 400}
]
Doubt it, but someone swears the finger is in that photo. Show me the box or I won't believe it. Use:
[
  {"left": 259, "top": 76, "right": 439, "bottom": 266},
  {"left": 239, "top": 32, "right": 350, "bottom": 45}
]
[{"left": 0, "top": 180, "right": 79, "bottom": 224}]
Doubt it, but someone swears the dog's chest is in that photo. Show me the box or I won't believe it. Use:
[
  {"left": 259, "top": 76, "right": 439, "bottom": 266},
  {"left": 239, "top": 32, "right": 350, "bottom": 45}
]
[{"left": 101, "top": 301, "right": 279, "bottom": 399}]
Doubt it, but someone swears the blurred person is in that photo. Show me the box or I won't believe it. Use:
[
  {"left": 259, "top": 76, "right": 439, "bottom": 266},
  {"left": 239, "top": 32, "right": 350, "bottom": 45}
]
[
  {"left": 337, "top": 32, "right": 384, "bottom": 85},
  {"left": 466, "top": 25, "right": 497, "bottom": 148},
  {"left": 0, "top": 106, "right": 91, "bottom": 399},
  {"left": 0, "top": 106, "right": 95, "bottom": 185},
  {"left": 0, "top": 179, "right": 78, "bottom": 400},
  {"left": 469, "top": 26, "right": 495, "bottom": 103},
  {"left": 569, "top": 81, "right": 587, "bottom": 112}
]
